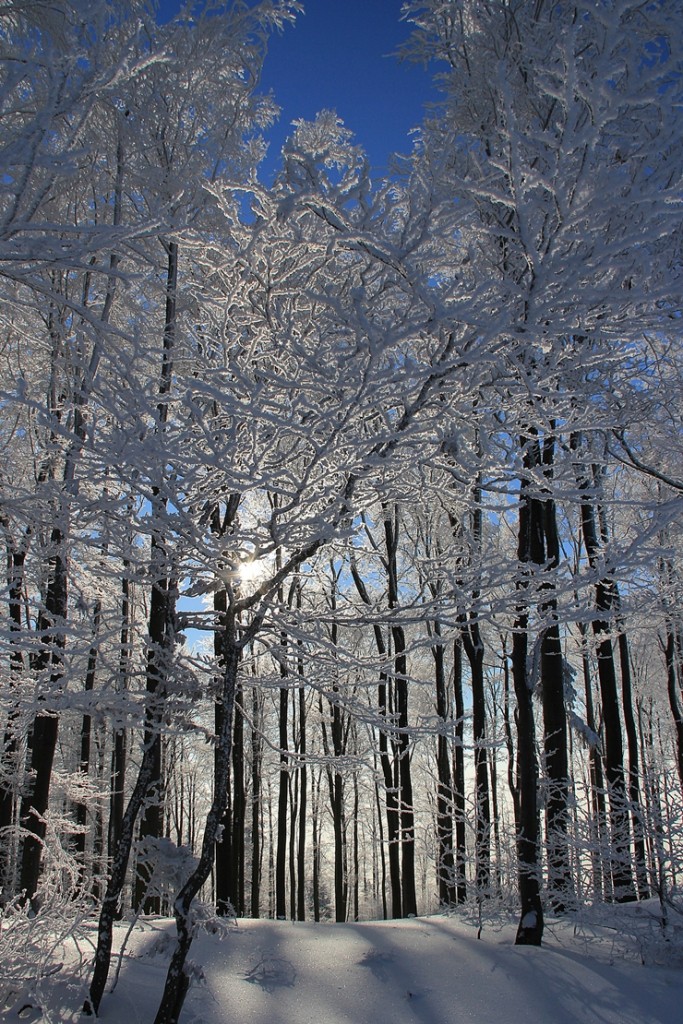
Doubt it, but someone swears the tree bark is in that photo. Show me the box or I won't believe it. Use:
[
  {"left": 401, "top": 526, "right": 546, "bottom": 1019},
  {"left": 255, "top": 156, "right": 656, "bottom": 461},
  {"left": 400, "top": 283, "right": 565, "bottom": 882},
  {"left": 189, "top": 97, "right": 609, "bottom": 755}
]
[
  {"left": 296, "top": 628, "right": 307, "bottom": 921},
  {"left": 431, "top": 620, "right": 457, "bottom": 906},
  {"left": 275, "top": 632, "right": 289, "bottom": 920},
  {"left": 384, "top": 507, "right": 417, "bottom": 917},
  {"left": 19, "top": 529, "right": 67, "bottom": 907},
  {"left": 0, "top": 539, "right": 28, "bottom": 893},
  {"left": 74, "top": 600, "right": 102, "bottom": 871},
  {"left": 350, "top": 554, "right": 402, "bottom": 917},
  {"left": 452, "top": 637, "right": 468, "bottom": 904},
  {"left": 108, "top": 561, "right": 131, "bottom": 873},
  {"left": 152, "top": 622, "right": 240, "bottom": 1024},
  {"left": 512, "top": 439, "right": 544, "bottom": 946},
  {"left": 250, "top": 682, "right": 263, "bottom": 918},
  {"left": 575, "top": 449, "right": 635, "bottom": 903}
]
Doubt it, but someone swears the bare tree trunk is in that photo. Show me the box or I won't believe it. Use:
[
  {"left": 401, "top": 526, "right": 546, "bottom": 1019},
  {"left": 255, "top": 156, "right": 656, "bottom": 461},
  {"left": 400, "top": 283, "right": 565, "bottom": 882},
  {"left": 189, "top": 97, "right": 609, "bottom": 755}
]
[
  {"left": 311, "top": 768, "right": 321, "bottom": 922},
  {"left": 618, "top": 631, "right": 648, "bottom": 899},
  {"left": 86, "top": 239, "right": 179, "bottom": 1012},
  {"left": 373, "top": 771, "right": 388, "bottom": 919},
  {"left": 451, "top": 473, "right": 491, "bottom": 898},
  {"left": 0, "top": 538, "right": 28, "bottom": 894},
  {"left": 658, "top": 539, "right": 683, "bottom": 797},
  {"left": 214, "top": 589, "right": 232, "bottom": 916},
  {"left": 19, "top": 527, "right": 67, "bottom": 907},
  {"left": 664, "top": 631, "right": 683, "bottom": 795},
  {"left": 109, "top": 561, "right": 131, "bottom": 873},
  {"left": 276, "top": 629, "right": 289, "bottom": 920},
  {"left": 86, "top": 677, "right": 173, "bottom": 1013},
  {"left": 133, "top": 239, "right": 179, "bottom": 914},
  {"left": 577, "top": 621, "right": 609, "bottom": 902},
  {"left": 350, "top": 555, "right": 402, "bottom": 917},
  {"left": 74, "top": 600, "right": 102, "bottom": 872},
  {"left": 512, "top": 440, "right": 544, "bottom": 946},
  {"left": 501, "top": 634, "right": 521, "bottom": 841},
  {"left": 431, "top": 620, "right": 456, "bottom": 905},
  {"left": 575, "top": 451, "right": 635, "bottom": 903},
  {"left": 461, "top": 622, "right": 491, "bottom": 896},
  {"left": 538, "top": 434, "right": 572, "bottom": 911},
  {"left": 152, "top": 619, "right": 241, "bottom": 1024},
  {"left": 210, "top": 496, "right": 241, "bottom": 917},
  {"left": 250, "top": 682, "right": 263, "bottom": 918},
  {"left": 297, "top": 626, "right": 307, "bottom": 921},
  {"left": 289, "top": 690, "right": 298, "bottom": 922},
  {"left": 320, "top": 684, "right": 348, "bottom": 923},
  {"left": 384, "top": 507, "right": 417, "bottom": 918},
  {"left": 353, "top": 771, "right": 360, "bottom": 921},
  {"left": 452, "top": 637, "right": 468, "bottom": 903},
  {"left": 232, "top": 683, "right": 246, "bottom": 914}
]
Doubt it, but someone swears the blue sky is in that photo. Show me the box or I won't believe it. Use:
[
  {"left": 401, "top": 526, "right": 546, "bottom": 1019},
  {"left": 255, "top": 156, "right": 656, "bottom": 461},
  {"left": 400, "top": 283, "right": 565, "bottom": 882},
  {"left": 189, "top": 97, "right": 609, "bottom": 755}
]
[
  {"left": 257, "top": 1, "right": 437, "bottom": 179},
  {"left": 158, "top": 1, "right": 437, "bottom": 181}
]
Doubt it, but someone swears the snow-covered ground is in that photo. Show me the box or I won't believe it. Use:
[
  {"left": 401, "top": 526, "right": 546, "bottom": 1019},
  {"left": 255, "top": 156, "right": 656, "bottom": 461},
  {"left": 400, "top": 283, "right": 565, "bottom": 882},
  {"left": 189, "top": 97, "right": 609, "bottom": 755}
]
[{"left": 4, "top": 902, "right": 683, "bottom": 1023}]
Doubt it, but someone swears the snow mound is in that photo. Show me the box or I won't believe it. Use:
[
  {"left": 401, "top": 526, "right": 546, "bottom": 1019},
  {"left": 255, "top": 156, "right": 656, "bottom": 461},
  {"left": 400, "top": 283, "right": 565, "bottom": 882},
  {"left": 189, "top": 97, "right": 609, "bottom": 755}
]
[{"left": 4, "top": 908, "right": 683, "bottom": 1024}]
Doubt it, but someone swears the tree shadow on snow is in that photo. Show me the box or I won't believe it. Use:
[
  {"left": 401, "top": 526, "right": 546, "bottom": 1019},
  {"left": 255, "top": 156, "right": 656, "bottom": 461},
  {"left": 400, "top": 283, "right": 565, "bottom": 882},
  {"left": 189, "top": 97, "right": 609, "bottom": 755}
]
[{"left": 243, "top": 952, "right": 297, "bottom": 992}]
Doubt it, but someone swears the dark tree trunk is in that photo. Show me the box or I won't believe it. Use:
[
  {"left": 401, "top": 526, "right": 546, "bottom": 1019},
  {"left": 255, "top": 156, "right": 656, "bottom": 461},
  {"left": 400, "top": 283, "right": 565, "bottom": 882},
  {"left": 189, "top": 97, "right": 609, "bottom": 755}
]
[
  {"left": 489, "top": 743, "right": 502, "bottom": 894},
  {"left": 657, "top": 537, "right": 683, "bottom": 797},
  {"left": 209, "top": 496, "right": 241, "bottom": 917},
  {"left": 320, "top": 680, "right": 348, "bottom": 923},
  {"left": 21, "top": 143, "right": 122, "bottom": 910},
  {"left": 74, "top": 600, "right": 102, "bottom": 871},
  {"left": 132, "top": 240, "right": 179, "bottom": 915},
  {"left": 384, "top": 507, "right": 417, "bottom": 918},
  {"left": 432, "top": 620, "right": 456, "bottom": 906},
  {"left": 537, "top": 437, "right": 572, "bottom": 911},
  {"left": 92, "top": 722, "right": 106, "bottom": 901},
  {"left": 18, "top": 305, "right": 71, "bottom": 908},
  {"left": 450, "top": 466, "right": 492, "bottom": 899},
  {"left": 276, "top": 637, "right": 289, "bottom": 920},
  {"left": 452, "top": 637, "right": 468, "bottom": 903},
  {"left": 232, "top": 683, "right": 246, "bottom": 915},
  {"left": 321, "top": 562, "right": 349, "bottom": 923},
  {"left": 152, "top": 621, "right": 241, "bottom": 1024},
  {"left": 87, "top": 239, "right": 179, "bottom": 1012},
  {"left": 393, "top": 621, "right": 416, "bottom": 917},
  {"left": 664, "top": 631, "right": 683, "bottom": 795},
  {"left": 578, "top": 621, "right": 610, "bottom": 901},
  {"left": 297, "top": 647, "right": 307, "bottom": 921},
  {"left": 86, "top": 690, "right": 170, "bottom": 1013},
  {"left": 108, "top": 564, "right": 131, "bottom": 873},
  {"left": 311, "top": 768, "right": 321, "bottom": 922},
  {"left": 374, "top": 773, "right": 388, "bottom": 918},
  {"left": 575, "top": 452, "right": 635, "bottom": 903},
  {"left": 541, "top": 615, "right": 572, "bottom": 909},
  {"left": 512, "top": 440, "right": 544, "bottom": 946},
  {"left": 289, "top": 694, "right": 298, "bottom": 922},
  {"left": 350, "top": 555, "right": 402, "bottom": 917},
  {"left": 501, "top": 634, "right": 521, "bottom": 840},
  {"left": 132, "top": 555, "right": 174, "bottom": 914},
  {"left": 461, "top": 623, "right": 491, "bottom": 896},
  {"left": 382, "top": 679, "right": 402, "bottom": 919},
  {"left": 618, "top": 631, "right": 649, "bottom": 899},
  {"left": 214, "top": 589, "right": 232, "bottom": 916},
  {"left": 250, "top": 683, "right": 263, "bottom": 918},
  {"left": 0, "top": 541, "right": 27, "bottom": 893},
  {"left": 353, "top": 771, "right": 360, "bottom": 921},
  {"left": 19, "top": 532, "right": 67, "bottom": 908}
]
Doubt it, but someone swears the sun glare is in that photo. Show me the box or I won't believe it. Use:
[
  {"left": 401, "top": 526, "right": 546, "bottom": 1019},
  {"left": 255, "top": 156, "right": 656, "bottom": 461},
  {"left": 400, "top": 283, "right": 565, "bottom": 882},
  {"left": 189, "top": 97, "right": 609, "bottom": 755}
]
[{"left": 239, "top": 557, "right": 266, "bottom": 586}]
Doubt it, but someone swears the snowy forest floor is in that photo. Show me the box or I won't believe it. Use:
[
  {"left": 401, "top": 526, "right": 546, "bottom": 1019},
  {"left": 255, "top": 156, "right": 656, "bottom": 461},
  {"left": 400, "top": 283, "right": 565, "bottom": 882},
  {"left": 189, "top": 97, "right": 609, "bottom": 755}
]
[{"left": 3, "top": 899, "right": 683, "bottom": 1023}]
